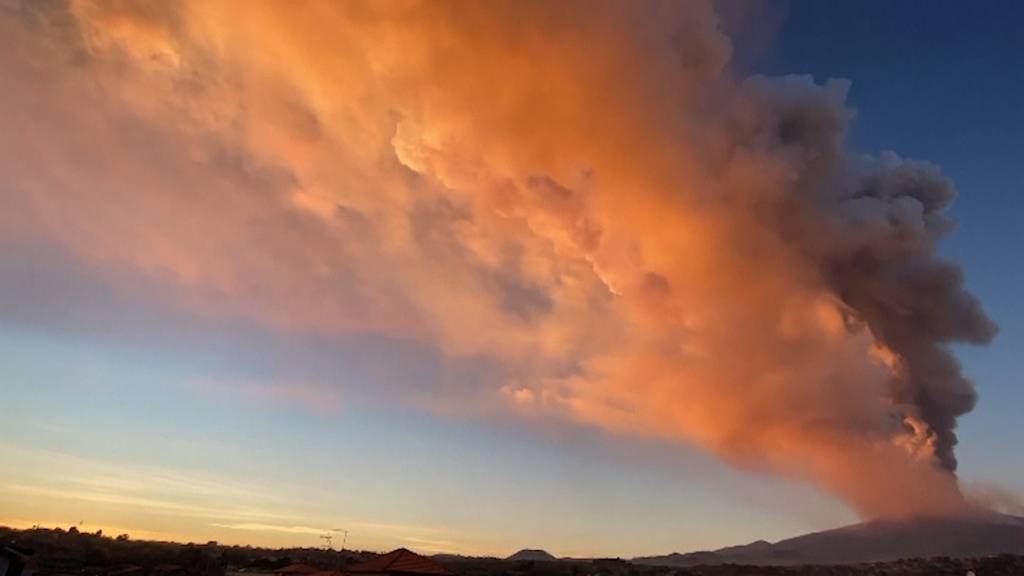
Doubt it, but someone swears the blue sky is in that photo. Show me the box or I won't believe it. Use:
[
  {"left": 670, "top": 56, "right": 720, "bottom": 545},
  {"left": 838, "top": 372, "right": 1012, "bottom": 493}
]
[
  {"left": 0, "top": 326, "right": 847, "bottom": 556},
  {"left": 1, "top": 0, "right": 1021, "bottom": 559}
]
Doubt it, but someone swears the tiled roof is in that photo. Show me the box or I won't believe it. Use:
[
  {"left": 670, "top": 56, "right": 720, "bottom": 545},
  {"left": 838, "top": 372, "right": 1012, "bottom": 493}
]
[{"left": 348, "top": 549, "right": 452, "bottom": 576}]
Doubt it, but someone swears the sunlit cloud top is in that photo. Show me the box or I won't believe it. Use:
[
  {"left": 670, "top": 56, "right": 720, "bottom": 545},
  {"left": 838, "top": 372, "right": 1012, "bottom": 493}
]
[{"left": 0, "top": 0, "right": 1008, "bottom": 555}]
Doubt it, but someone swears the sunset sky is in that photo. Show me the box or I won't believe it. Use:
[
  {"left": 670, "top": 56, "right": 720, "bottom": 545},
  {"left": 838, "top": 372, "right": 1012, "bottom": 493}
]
[{"left": 2, "top": 0, "right": 1022, "bottom": 558}]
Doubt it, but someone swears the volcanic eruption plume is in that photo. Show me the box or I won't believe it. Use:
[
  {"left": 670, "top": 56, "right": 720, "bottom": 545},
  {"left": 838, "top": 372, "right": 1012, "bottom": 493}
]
[{"left": 0, "top": 1, "right": 996, "bottom": 519}]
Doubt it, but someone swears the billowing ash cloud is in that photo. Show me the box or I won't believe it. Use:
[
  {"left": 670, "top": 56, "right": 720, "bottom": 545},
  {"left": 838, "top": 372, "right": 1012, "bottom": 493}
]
[
  {"left": 0, "top": 0, "right": 996, "bottom": 519},
  {"left": 732, "top": 78, "right": 998, "bottom": 474}
]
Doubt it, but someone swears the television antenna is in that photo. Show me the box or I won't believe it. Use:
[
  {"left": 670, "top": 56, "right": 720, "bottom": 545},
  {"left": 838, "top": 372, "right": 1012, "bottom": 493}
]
[
  {"left": 320, "top": 529, "right": 349, "bottom": 551},
  {"left": 334, "top": 529, "right": 348, "bottom": 552}
]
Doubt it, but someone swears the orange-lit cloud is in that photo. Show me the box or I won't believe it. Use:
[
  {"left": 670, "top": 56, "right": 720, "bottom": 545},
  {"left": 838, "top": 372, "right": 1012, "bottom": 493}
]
[{"left": 0, "top": 0, "right": 995, "bottom": 520}]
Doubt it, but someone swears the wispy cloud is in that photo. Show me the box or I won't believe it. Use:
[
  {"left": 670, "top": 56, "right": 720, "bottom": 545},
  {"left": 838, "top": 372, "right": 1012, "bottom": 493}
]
[
  {"left": 210, "top": 523, "right": 329, "bottom": 536},
  {"left": 0, "top": 443, "right": 297, "bottom": 524},
  {"left": 0, "top": 443, "right": 480, "bottom": 553}
]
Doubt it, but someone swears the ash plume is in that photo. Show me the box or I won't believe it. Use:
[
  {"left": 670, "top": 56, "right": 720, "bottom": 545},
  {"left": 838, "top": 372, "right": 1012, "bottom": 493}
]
[{"left": 0, "top": 0, "right": 997, "bottom": 519}]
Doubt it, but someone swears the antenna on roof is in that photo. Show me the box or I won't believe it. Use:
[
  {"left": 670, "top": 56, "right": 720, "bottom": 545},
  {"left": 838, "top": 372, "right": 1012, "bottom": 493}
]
[
  {"left": 320, "top": 528, "right": 349, "bottom": 552},
  {"left": 328, "top": 528, "right": 349, "bottom": 553}
]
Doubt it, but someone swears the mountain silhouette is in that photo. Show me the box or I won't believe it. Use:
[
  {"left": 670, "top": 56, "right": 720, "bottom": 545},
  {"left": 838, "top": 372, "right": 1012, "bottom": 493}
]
[{"left": 633, "top": 514, "right": 1024, "bottom": 566}]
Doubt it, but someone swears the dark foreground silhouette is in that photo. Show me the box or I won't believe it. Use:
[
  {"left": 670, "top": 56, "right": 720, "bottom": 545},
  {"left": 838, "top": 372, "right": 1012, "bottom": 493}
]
[{"left": 4, "top": 524, "right": 1024, "bottom": 576}]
